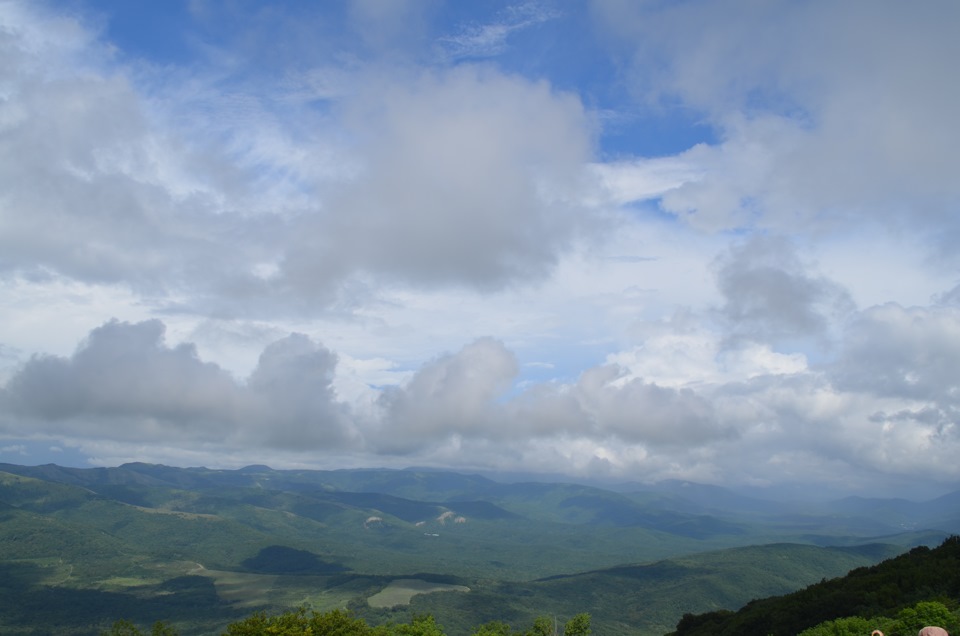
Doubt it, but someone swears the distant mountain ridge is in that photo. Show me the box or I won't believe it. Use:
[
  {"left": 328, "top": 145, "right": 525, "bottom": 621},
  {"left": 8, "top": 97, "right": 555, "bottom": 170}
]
[{"left": 3, "top": 461, "right": 957, "bottom": 537}]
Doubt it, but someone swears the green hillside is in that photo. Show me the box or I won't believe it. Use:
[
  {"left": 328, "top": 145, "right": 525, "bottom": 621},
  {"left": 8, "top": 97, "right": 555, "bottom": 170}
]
[
  {"left": 0, "top": 463, "right": 949, "bottom": 635},
  {"left": 670, "top": 536, "right": 960, "bottom": 636},
  {"left": 357, "top": 542, "right": 903, "bottom": 636}
]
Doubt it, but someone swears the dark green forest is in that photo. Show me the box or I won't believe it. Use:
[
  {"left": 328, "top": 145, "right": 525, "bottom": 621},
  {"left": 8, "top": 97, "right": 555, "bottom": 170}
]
[
  {"left": 671, "top": 536, "right": 960, "bottom": 636},
  {"left": 106, "top": 537, "right": 960, "bottom": 636},
  {"left": 104, "top": 609, "right": 593, "bottom": 636}
]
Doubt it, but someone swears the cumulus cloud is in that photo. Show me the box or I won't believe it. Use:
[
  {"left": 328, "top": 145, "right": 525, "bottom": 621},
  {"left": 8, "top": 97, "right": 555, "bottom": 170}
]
[
  {"left": 375, "top": 338, "right": 518, "bottom": 451},
  {"left": 245, "top": 334, "right": 354, "bottom": 448},
  {"left": 0, "top": 2, "right": 268, "bottom": 300},
  {"left": 608, "top": 316, "right": 809, "bottom": 389},
  {"left": 0, "top": 320, "right": 353, "bottom": 448},
  {"left": 516, "top": 364, "right": 727, "bottom": 447},
  {"left": 3, "top": 312, "right": 960, "bottom": 492},
  {"left": 1, "top": 320, "right": 240, "bottom": 439},
  {"left": 0, "top": 5, "right": 603, "bottom": 319},
  {"left": 280, "top": 65, "right": 599, "bottom": 295},
  {"left": 373, "top": 337, "right": 730, "bottom": 452},
  {"left": 0, "top": 321, "right": 732, "bottom": 464}
]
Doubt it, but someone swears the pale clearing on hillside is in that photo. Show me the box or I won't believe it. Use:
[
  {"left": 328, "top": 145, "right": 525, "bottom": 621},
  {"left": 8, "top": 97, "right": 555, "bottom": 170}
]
[{"left": 367, "top": 578, "right": 470, "bottom": 608}]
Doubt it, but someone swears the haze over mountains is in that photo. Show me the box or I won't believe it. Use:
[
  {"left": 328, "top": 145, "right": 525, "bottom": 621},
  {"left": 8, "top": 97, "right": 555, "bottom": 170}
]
[{"left": 6, "top": 461, "right": 959, "bottom": 537}]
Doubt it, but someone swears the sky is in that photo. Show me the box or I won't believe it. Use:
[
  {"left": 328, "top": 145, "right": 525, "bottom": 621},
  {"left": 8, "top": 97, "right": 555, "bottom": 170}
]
[{"left": 1, "top": 0, "right": 959, "bottom": 500}]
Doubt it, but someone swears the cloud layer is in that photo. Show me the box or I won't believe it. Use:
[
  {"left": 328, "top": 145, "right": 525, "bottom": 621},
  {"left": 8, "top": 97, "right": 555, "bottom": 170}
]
[{"left": 4, "top": 305, "right": 959, "bottom": 495}]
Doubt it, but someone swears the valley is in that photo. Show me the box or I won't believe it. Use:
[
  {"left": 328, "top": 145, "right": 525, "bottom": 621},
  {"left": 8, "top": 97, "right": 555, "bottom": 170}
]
[{"left": 0, "top": 462, "right": 953, "bottom": 635}]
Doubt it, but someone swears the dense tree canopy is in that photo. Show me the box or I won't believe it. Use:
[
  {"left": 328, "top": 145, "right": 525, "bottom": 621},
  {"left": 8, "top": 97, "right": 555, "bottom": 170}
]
[
  {"left": 671, "top": 537, "right": 960, "bottom": 636},
  {"left": 102, "top": 609, "right": 591, "bottom": 636}
]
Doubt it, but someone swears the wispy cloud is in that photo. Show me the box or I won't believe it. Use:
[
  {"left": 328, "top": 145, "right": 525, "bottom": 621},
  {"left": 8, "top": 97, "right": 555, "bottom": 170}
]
[{"left": 438, "top": 1, "right": 560, "bottom": 60}]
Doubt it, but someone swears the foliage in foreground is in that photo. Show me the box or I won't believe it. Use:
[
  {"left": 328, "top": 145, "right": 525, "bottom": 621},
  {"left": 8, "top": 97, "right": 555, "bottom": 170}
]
[
  {"left": 671, "top": 536, "right": 960, "bottom": 636},
  {"left": 102, "top": 609, "right": 591, "bottom": 636},
  {"left": 797, "top": 600, "right": 959, "bottom": 636}
]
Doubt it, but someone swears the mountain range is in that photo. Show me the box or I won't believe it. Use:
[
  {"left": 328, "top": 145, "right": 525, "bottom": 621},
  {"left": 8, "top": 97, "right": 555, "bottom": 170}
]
[{"left": 1, "top": 462, "right": 956, "bottom": 635}]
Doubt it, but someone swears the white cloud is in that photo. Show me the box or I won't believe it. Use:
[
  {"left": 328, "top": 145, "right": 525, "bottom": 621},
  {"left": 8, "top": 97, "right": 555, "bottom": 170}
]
[
  {"left": 0, "top": 320, "right": 354, "bottom": 450},
  {"left": 2, "top": 312, "right": 960, "bottom": 494},
  {"left": 586, "top": 156, "right": 704, "bottom": 207},
  {"left": 438, "top": 1, "right": 560, "bottom": 60},
  {"left": 244, "top": 333, "right": 356, "bottom": 448},
  {"left": 374, "top": 338, "right": 518, "bottom": 452},
  {"left": 0, "top": 5, "right": 604, "bottom": 321},
  {"left": 285, "top": 65, "right": 600, "bottom": 293},
  {"left": 594, "top": 0, "right": 960, "bottom": 240},
  {"left": 1, "top": 320, "right": 242, "bottom": 440}
]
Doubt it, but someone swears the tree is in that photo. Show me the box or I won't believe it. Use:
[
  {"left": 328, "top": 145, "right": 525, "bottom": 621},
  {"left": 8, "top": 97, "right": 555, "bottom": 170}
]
[
  {"left": 526, "top": 616, "right": 555, "bottom": 636},
  {"left": 394, "top": 613, "right": 445, "bottom": 636},
  {"left": 224, "top": 607, "right": 383, "bottom": 635},
  {"left": 894, "top": 601, "right": 959, "bottom": 635},
  {"left": 311, "top": 608, "right": 390, "bottom": 636},
  {"left": 223, "top": 608, "right": 309, "bottom": 635},
  {"left": 472, "top": 621, "right": 514, "bottom": 636},
  {"left": 563, "top": 614, "right": 590, "bottom": 636},
  {"left": 101, "top": 620, "right": 179, "bottom": 636},
  {"left": 797, "top": 616, "right": 884, "bottom": 636}
]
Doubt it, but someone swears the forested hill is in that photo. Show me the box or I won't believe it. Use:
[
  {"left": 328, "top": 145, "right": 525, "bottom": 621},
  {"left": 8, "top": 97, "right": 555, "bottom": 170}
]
[{"left": 669, "top": 535, "right": 960, "bottom": 636}]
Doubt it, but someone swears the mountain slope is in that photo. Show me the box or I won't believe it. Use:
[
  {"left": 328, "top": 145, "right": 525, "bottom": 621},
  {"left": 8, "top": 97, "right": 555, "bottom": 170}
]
[
  {"left": 669, "top": 536, "right": 960, "bottom": 636},
  {"left": 360, "top": 542, "right": 905, "bottom": 636},
  {"left": 0, "top": 462, "right": 951, "bottom": 635}
]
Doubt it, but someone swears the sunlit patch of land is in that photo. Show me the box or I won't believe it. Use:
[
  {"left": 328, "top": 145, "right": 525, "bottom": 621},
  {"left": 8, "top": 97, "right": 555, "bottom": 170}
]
[
  {"left": 367, "top": 578, "right": 470, "bottom": 608},
  {"left": 131, "top": 505, "right": 221, "bottom": 521},
  {"left": 177, "top": 562, "right": 359, "bottom": 610},
  {"left": 98, "top": 575, "right": 162, "bottom": 590}
]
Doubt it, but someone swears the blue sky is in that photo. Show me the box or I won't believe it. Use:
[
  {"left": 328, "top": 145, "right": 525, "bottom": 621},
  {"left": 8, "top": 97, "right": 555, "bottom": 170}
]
[{"left": 1, "top": 0, "right": 959, "bottom": 499}]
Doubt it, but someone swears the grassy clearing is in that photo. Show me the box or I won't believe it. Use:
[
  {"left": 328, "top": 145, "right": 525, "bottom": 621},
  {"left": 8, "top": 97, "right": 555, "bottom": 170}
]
[
  {"left": 274, "top": 584, "right": 360, "bottom": 612},
  {"left": 191, "top": 568, "right": 280, "bottom": 607},
  {"left": 98, "top": 576, "right": 162, "bottom": 590},
  {"left": 367, "top": 579, "right": 470, "bottom": 609}
]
